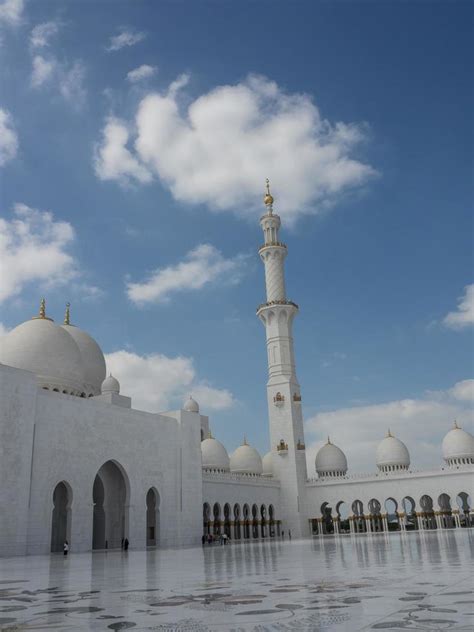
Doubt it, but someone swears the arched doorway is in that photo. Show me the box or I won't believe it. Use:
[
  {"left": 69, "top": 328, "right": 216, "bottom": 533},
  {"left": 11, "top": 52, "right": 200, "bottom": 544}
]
[
  {"left": 336, "top": 501, "right": 349, "bottom": 533},
  {"left": 233, "top": 504, "right": 241, "bottom": 539},
  {"left": 352, "top": 499, "right": 365, "bottom": 533},
  {"left": 252, "top": 504, "right": 259, "bottom": 538},
  {"left": 213, "top": 503, "right": 221, "bottom": 536},
  {"left": 420, "top": 494, "right": 436, "bottom": 529},
  {"left": 223, "top": 503, "right": 232, "bottom": 538},
  {"left": 321, "top": 502, "right": 334, "bottom": 534},
  {"left": 260, "top": 505, "right": 267, "bottom": 537},
  {"left": 203, "top": 503, "right": 211, "bottom": 536},
  {"left": 384, "top": 498, "right": 400, "bottom": 531},
  {"left": 268, "top": 504, "right": 276, "bottom": 537},
  {"left": 368, "top": 498, "right": 383, "bottom": 532},
  {"left": 456, "top": 492, "right": 472, "bottom": 527},
  {"left": 243, "top": 504, "right": 250, "bottom": 539},
  {"left": 92, "top": 460, "right": 129, "bottom": 550},
  {"left": 51, "top": 482, "right": 72, "bottom": 552},
  {"left": 146, "top": 488, "right": 160, "bottom": 546}
]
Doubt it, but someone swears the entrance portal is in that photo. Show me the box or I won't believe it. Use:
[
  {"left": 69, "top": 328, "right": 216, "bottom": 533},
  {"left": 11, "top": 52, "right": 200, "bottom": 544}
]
[
  {"left": 92, "top": 460, "right": 129, "bottom": 550},
  {"left": 51, "top": 482, "right": 71, "bottom": 552},
  {"left": 146, "top": 488, "right": 160, "bottom": 546}
]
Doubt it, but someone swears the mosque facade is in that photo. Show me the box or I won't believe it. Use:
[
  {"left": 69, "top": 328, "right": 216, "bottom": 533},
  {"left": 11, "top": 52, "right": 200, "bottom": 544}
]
[{"left": 0, "top": 185, "right": 473, "bottom": 557}]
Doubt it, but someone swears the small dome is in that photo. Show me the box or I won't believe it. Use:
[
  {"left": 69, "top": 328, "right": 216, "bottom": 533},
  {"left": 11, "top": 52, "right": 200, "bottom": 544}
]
[
  {"left": 184, "top": 396, "right": 199, "bottom": 413},
  {"left": 315, "top": 439, "right": 347, "bottom": 477},
  {"left": 442, "top": 422, "right": 474, "bottom": 466},
  {"left": 0, "top": 315, "right": 86, "bottom": 395},
  {"left": 62, "top": 323, "right": 106, "bottom": 396},
  {"left": 230, "top": 439, "right": 263, "bottom": 475},
  {"left": 262, "top": 451, "right": 274, "bottom": 477},
  {"left": 201, "top": 434, "right": 230, "bottom": 471},
  {"left": 101, "top": 374, "right": 120, "bottom": 394},
  {"left": 376, "top": 431, "right": 410, "bottom": 472}
]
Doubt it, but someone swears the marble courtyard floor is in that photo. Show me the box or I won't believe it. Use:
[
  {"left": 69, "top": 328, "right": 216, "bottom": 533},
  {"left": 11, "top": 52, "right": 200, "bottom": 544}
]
[{"left": 0, "top": 531, "right": 473, "bottom": 631}]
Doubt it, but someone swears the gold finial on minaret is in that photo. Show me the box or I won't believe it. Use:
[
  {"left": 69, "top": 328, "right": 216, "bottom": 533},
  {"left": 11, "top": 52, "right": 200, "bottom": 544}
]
[
  {"left": 64, "top": 302, "right": 71, "bottom": 325},
  {"left": 263, "top": 178, "right": 274, "bottom": 209},
  {"left": 39, "top": 298, "right": 46, "bottom": 319}
]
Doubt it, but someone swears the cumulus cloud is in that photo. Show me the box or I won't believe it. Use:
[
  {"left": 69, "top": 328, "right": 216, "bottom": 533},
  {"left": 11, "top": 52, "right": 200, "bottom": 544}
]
[
  {"left": 94, "top": 117, "right": 152, "bottom": 184},
  {"left": 443, "top": 284, "right": 474, "bottom": 330},
  {"left": 31, "top": 55, "right": 56, "bottom": 87},
  {"left": 0, "top": 203, "right": 77, "bottom": 303},
  {"left": 94, "top": 74, "right": 376, "bottom": 221},
  {"left": 58, "top": 60, "right": 86, "bottom": 108},
  {"left": 30, "top": 21, "right": 59, "bottom": 48},
  {"left": 105, "top": 349, "right": 235, "bottom": 413},
  {"left": 305, "top": 379, "right": 473, "bottom": 476},
  {"left": 127, "top": 64, "right": 157, "bottom": 83},
  {"left": 450, "top": 379, "right": 474, "bottom": 402},
  {"left": 0, "top": 0, "right": 23, "bottom": 27},
  {"left": 126, "top": 243, "right": 247, "bottom": 305},
  {"left": 0, "top": 108, "right": 18, "bottom": 166},
  {"left": 106, "top": 28, "right": 146, "bottom": 52}
]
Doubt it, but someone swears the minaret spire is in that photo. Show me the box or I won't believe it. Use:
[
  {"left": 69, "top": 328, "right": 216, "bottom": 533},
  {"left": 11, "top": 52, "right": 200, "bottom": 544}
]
[
  {"left": 257, "top": 181, "right": 307, "bottom": 538},
  {"left": 64, "top": 302, "right": 71, "bottom": 325}
]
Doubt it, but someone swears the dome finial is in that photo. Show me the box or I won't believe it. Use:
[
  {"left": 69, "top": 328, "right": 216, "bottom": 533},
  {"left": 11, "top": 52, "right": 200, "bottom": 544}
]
[
  {"left": 327, "top": 435, "right": 331, "bottom": 444},
  {"left": 453, "top": 419, "right": 460, "bottom": 429},
  {"left": 263, "top": 178, "right": 274, "bottom": 210},
  {"left": 32, "top": 297, "right": 52, "bottom": 321},
  {"left": 243, "top": 435, "right": 248, "bottom": 446},
  {"left": 64, "top": 302, "right": 71, "bottom": 325},
  {"left": 387, "top": 428, "right": 393, "bottom": 437}
]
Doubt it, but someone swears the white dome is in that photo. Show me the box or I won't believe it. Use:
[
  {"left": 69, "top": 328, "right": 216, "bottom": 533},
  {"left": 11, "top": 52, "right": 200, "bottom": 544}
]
[
  {"left": 442, "top": 422, "right": 474, "bottom": 465},
  {"left": 184, "top": 396, "right": 199, "bottom": 413},
  {"left": 315, "top": 439, "right": 347, "bottom": 477},
  {"left": 376, "top": 431, "right": 410, "bottom": 472},
  {"left": 62, "top": 323, "right": 106, "bottom": 395},
  {"left": 101, "top": 374, "right": 120, "bottom": 394},
  {"left": 262, "top": 451, "right": 274, "bottom": 477},
  {"left": 0, "top": 317, "right": 86, "bottom": 395},
  {"left": 230, "top": 440, "right": 263, "bottom": 475},
  {"left": 201, "top": 435, "right": 230, "bottom": 471}
]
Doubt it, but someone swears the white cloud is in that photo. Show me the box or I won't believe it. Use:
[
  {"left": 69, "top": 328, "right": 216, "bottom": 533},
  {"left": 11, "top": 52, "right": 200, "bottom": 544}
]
[
  {"left": 450, "top": 379, "right": 474, "bottom": 402},
  {"left": 106, "top": 28, "right": 146, "bottom": 52},
  {"left": 59, "top": 60, "right": 86, "bottom": 108},
  {"left": 94, "top": 117, "right": 152, "bottom": 184},
  {"left": 305, "top": 380, "right": 473, "bottom": 476},
  {"left": 94, "top": 74, "right": 376, "bottom": 222},
  {"left": 0, "top": 203, "right": 77, "bottom": 303},
  {"left": 0, "top": 108, "right": 18, "bottom": 166},
  {"left": 31, "top": 55, "right": 56, "bottom": 87},
  {"left": 443, "top": 284, "right": 474, "bottom": 330},
  {"left": 105, "top": 349, "right": 235, "bottom": 413},
  {"left": 127, "top": 64, "right": 157, "bottom": 83},
  {"left": 126, "top": 243, "right": 247, "bottom": 305},
  {"left": 0, "top": 0, "right": 23, "bottom": 27},
  {"left": 30, "top": 21, "right": 59, "bottom": 48}
]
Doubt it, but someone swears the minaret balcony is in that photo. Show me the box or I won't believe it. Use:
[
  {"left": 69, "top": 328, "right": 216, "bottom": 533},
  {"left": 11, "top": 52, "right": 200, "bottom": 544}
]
[
  {"left": 258, "top": 241, "right": 287, "bottom": 253},
  {"left": 273, "top": 392, "right": 285, "bottom": 407},
  {"left": 256, "top": 299, "right": 299, "bottom": 314},
  {"left": 276, "top": 439, "right": 288, "bottom": 455}
]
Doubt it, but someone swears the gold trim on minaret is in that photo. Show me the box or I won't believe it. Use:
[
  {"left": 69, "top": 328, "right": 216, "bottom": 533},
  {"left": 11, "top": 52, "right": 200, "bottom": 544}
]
[{"left": 264, "top": 178, "right": 274, "bottom": 209}]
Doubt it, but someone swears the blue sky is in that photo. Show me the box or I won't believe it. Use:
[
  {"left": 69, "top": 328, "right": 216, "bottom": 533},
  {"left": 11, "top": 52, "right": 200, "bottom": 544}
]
[{"left": 0, "top": 0, "right": 472, "bottom": 472}]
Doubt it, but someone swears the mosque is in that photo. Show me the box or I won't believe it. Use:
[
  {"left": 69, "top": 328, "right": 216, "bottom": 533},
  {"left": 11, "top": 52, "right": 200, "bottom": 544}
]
[{"left": 0, "top": 183, "right": 473, "bottom": 557}]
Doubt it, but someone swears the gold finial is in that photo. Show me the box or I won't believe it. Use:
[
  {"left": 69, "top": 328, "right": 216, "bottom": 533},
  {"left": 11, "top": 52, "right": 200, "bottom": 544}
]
[
  {"left": 32, "top": 297, "right": 53, "bottom": 321},
  {"left": 64, "top": 302, "right": 71, "bottom": 325},
  {"left": 453, "top": 420, "right": 460, "bottom": 429},
  {"left": 263, "top": 178, "right": 274, "bottom": 207}
]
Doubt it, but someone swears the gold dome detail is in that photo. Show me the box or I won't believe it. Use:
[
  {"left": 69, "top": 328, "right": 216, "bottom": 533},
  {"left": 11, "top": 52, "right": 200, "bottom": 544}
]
[{"left": 263, "top": 178, "right": 274, "bottom": 206}]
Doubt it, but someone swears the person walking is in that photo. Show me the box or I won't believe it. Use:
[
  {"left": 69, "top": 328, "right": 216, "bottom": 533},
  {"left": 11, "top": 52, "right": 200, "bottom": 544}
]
[
  {"left": 123, "top": 538, "right": 129, "bottom": 551},
  {"left": 288, "top": 529, "right": 292, "bottom": 541},
  {"left": 201, "top": 534, "right": 206, "bottom": 546},
  {"left": 63, "top": 541, "right": 69, "bottom": 556}
]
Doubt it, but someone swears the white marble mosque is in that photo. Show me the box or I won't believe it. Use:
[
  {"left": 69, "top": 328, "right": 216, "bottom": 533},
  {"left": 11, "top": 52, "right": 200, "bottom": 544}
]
[{"left": 0, "top": 182, "right": 473, "bottom": 559}]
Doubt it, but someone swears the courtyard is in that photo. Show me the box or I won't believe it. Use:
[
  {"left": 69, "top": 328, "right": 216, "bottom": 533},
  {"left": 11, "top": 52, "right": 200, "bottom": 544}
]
[{"left": 0, "top": 530, "right": 472, "bottom": 631}]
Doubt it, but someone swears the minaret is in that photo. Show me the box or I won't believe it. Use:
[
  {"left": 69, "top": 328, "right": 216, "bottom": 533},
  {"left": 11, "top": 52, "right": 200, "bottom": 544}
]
[{"left": 257, "top": 180, "right": 308, "bottom": 537}]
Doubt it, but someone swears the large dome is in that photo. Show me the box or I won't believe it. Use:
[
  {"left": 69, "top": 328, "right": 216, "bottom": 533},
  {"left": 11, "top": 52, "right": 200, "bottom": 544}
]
[
  {"left": 0, "top": 316, "right": 86, "bottom": 395},
  {"left": 376, "top": 431, "right": 410, "bottom": 472},
  {"left": 262, "top": 451, "right": 274, "bottom": 477},
  {"left": 442, "top": 422, "right": 474, "bottom": 466},
  {"left": 61, "top": 323, "right": 105, "bottom": 395},
  {"left": 201, "top": 435, "right": 230, "bottom": 472},
  {"left": 230, "top": 440, "right": 263, "bottom": 475},
  {"left": 315, "top": 439, "right": 347, "bottom": 477}
]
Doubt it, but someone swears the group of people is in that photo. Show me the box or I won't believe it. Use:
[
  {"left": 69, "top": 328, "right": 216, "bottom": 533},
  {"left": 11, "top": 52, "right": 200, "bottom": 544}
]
[{"left": 202, "top": 533, "right": 230, "bottom": 545}]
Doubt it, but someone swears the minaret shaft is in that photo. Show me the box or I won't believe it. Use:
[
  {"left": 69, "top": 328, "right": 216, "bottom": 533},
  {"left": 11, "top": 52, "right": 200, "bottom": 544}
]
[{"left": 257, "top": 181, "right": 308, "bottom": 538}]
